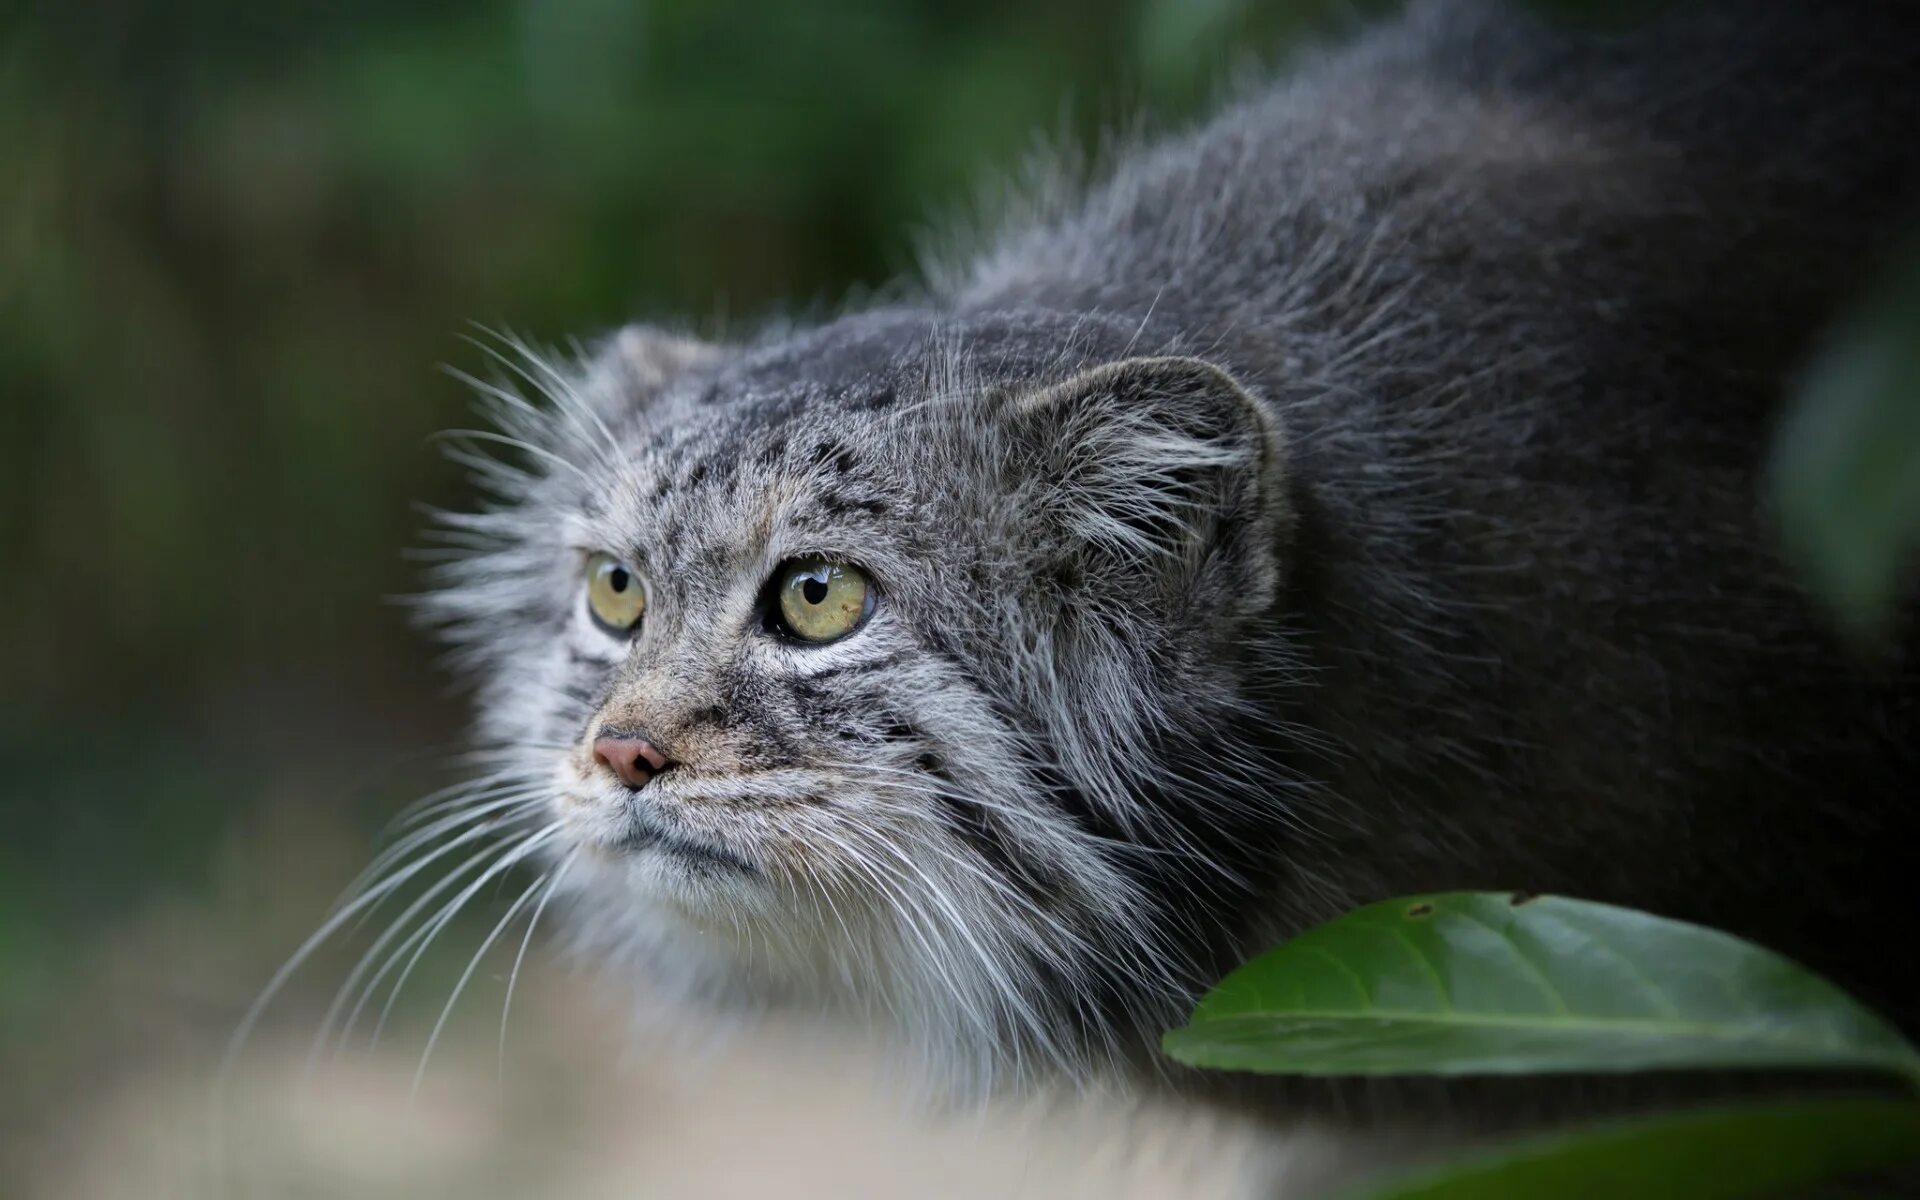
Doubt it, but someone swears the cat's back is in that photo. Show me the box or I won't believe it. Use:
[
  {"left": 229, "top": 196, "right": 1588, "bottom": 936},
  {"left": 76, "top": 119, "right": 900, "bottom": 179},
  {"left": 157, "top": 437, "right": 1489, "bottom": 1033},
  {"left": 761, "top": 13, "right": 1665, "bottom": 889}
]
[
  {"left": 953, "top": 0, "right": 1920, "bottom": 377},
  {"left": 946, "top": 0, "right": 1920, "bottom": 675},
  {"left": 953, "top": 0, "right": 1920, "bottom": 1015}
]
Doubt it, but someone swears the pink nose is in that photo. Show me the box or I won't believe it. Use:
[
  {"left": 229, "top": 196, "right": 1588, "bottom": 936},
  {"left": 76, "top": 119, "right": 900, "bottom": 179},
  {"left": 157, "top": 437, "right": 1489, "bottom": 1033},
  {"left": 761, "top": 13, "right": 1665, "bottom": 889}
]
[{"left": 592, "top": 734, "right": 673, "bottom": 789}]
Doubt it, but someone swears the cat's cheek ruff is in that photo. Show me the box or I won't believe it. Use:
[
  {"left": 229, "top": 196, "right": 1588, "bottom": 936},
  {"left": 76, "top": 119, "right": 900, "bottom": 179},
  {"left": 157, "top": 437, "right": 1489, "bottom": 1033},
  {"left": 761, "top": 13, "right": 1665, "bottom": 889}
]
[{"left": 551, "top": 747, "right": 1193, "bottom": 1090}]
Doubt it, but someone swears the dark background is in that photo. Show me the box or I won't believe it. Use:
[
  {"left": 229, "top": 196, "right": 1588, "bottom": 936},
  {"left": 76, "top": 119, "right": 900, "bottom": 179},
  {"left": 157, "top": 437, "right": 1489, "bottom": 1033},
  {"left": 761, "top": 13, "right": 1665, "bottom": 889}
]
[{"left": 0, "top": 0, "right": 1784, "bottom": 1192}]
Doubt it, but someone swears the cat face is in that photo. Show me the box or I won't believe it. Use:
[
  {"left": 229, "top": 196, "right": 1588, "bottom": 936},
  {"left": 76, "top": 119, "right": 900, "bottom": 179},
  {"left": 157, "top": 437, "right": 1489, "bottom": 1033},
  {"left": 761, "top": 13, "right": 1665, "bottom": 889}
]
[{"left": 422, "top": 311, "right": 1294, "bottom": 1083}]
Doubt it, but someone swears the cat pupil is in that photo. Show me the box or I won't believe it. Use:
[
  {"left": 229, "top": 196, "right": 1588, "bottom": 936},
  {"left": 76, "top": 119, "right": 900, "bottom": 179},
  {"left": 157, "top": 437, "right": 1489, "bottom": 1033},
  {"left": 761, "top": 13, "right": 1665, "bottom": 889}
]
[
  {"left": 609, "top": 568, "right": 629, "bottom": 592},
  {"left": 802, "top": 577, "right": 828, "bottom": 605}
]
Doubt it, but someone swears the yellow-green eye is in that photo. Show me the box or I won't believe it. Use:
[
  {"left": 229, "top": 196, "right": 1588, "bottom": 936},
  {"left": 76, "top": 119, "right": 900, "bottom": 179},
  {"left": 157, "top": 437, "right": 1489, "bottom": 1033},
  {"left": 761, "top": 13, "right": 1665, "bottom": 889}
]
[
  {"left": 775, "top": 559, "right": 872, "bottom": 643},
  {"left": 585, "top": 552, "right": 645, "bottom": 634}
]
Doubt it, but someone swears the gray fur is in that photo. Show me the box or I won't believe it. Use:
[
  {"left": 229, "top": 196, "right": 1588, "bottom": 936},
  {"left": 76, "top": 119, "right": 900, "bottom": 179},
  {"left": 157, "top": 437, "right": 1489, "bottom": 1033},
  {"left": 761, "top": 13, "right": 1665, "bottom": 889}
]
[{"left": 413, "top": 0, "right": 1920, "bottom": 1098}]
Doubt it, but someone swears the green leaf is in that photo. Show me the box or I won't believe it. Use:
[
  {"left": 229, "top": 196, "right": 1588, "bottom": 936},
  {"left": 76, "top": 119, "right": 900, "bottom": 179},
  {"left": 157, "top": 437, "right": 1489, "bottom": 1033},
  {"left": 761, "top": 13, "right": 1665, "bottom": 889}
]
[
  {"left": 1163, "top": 892, "right": 1920, "bottom": 1079},
  {"left": 1771, "top": 233, "right": 1920, "bottom": 643},
  {"left": 1346, "top": 1098, "right": 1920, "bottom": 1200}
]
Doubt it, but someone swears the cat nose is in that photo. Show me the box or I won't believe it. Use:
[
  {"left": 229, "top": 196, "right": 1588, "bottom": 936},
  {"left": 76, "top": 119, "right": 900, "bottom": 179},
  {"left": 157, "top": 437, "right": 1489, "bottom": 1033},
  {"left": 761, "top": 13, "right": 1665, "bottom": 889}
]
[{"left": 592, "top": 734, "right": 674, "bottom": 789}]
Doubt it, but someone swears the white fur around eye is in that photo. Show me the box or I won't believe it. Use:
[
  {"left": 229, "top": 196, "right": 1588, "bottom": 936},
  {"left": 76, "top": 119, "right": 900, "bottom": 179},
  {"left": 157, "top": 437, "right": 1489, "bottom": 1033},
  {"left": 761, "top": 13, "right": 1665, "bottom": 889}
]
[{"left": 569, "top": 595, "right": 628, "bottom": 657}]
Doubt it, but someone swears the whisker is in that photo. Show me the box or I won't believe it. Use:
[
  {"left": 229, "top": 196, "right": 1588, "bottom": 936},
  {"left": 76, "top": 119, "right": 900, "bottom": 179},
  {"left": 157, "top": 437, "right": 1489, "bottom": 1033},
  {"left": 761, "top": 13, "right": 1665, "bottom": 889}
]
[
  {"left": 227, "top": 813, "right": 518, "bottom": 1081},
  {"left": 346, "top": 788, "right": 547, "bottom": 912},
  {"left": 469, "top": 329, "right": 630, "bottom": 477},
  {"left": 430, "top": 428, "right": 594, "bottom": 487},
  {"left": 410, "top": 865, "right": 552, "bottom": 1103},
  {"left": 387, "top": 762, "right": 550, "bottom": 832},
  {"left": 499, "top": 852, "right": 574, "bottom": 1081},
  {"left": 364, "top": 825, "right": 562, "bottom": 1051},
  {"left": 308, "top": 821, "right": 540, "bottom": 1072}
]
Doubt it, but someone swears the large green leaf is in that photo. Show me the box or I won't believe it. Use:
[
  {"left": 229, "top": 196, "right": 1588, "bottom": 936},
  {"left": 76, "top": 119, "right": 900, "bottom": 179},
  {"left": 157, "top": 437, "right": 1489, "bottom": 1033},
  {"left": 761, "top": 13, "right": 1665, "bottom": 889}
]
[
  {"left": 1163, "top": 893, "right": 1920, "bottom": 1079},
  {"left": 1347, "top": 1098, "right": 1920, "bottom": 1200}
]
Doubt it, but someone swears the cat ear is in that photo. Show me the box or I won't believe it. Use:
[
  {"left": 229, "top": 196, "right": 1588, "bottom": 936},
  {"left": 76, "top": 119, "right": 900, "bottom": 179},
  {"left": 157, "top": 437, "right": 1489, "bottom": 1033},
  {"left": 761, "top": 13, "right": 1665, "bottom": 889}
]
[
  {"left": 1009, "top": 355, "right": 1290, "bottom": 610},
  {"left": 568, "top": 324, "right": 726, "bottom": 429},
  {"left": 607, "top": 324, "right": 725, "bottom": 392}
]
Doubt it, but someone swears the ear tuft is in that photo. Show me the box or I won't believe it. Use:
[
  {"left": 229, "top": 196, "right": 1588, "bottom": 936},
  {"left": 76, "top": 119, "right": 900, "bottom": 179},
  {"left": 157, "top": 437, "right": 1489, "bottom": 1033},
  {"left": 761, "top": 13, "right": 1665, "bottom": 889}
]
[{"left": 1011, "top": 356, "right": 1289, "bottom": 609}]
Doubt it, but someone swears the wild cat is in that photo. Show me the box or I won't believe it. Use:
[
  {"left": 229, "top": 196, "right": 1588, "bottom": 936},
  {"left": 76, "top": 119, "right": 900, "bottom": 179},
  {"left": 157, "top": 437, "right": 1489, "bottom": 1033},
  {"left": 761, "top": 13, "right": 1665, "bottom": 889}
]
[{"left": 267, "top": 0, "right": 1920, "bottom": 1121}]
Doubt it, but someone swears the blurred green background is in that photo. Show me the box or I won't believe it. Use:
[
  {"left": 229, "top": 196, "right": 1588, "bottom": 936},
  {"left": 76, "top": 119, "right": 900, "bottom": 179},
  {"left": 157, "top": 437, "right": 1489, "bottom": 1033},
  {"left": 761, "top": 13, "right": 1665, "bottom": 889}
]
[{"left": 0, "top": 0, "right": 1710, "bottom": 1192}]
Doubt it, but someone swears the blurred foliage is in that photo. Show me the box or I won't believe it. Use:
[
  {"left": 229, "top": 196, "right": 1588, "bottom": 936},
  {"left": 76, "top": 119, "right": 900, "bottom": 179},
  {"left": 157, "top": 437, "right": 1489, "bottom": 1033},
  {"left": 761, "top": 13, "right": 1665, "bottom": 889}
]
[
  {"left": 1771, "top": 233, "right": 1920, "bottom": 648},
  {"left": 3, "top": 0, "right": 1446, "bottom": 1059},
  {"left": 1349, "top": 1100, "right": 1920, "bottom": 1200}
]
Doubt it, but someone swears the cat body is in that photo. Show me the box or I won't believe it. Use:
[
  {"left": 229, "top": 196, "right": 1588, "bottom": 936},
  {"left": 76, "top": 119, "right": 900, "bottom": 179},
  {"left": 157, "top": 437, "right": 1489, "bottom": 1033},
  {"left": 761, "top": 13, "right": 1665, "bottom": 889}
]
[{"left": 423, "top": 0, "right": 1920, "bottom": 1104}]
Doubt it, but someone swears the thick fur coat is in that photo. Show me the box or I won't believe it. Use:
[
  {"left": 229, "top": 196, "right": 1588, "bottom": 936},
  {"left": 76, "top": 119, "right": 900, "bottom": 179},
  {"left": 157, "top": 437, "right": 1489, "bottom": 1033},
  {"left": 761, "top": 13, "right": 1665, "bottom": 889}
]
[{"left": 410, "top": 0, "right": 1920, "bottom": 1103}]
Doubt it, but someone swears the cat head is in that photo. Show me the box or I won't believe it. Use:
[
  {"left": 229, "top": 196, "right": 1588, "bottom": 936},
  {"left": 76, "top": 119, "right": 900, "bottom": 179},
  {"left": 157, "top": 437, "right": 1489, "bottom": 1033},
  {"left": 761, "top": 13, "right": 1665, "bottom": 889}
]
[{"left": 420, "top": 309, "right": 1298, "bottom": 1087}]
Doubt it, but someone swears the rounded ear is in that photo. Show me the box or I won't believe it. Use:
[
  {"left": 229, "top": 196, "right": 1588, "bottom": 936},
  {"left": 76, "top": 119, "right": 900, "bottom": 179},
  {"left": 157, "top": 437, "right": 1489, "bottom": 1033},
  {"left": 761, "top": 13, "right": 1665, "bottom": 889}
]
[
  {"left": 1010, "top": 355, "right": 1291, "bottom": 611},
  {"left": 566, "top": 324, "right": 728, "bottom": 434},
  {"left": 609, "top": 325, "right": 726, "bottom": 392}
]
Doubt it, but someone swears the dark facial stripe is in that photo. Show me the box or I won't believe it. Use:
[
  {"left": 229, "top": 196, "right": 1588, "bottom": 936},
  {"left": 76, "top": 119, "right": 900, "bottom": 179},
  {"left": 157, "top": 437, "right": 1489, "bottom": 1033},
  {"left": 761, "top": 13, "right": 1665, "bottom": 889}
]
[
  {"left": 800, "top": 652, "right": 905, "bottom": 682},
  {"left": 567, "top": 646, "right": 619, "bottom": 671},
  {"left": 819, "top": 492, "right": 889, "bottom": 517}
]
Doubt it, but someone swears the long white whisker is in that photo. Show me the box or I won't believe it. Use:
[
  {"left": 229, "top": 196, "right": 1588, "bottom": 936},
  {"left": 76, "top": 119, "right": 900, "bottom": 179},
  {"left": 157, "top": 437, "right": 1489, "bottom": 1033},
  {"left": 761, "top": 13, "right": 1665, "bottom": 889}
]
[
  {"left": 346, "top": 788, "right": 547, "bottom": 912},
  {"left": 431, "top": 429, "right": 594, "bottom": 486},
  {"left": 862, "top": 834, "right": 1050, "bottom": 1041},
  {"left": 309, "top": 822, "right": 537, "bottom": 1072},
  {"left": 387, "top": 766, "right": 541, "bottom": 834},
  {"left": 499, "top": 853, "right": 574, "bottom": 1081},
  {"left": 366, "top": 826, "right": 562, "bottom": 1050},
  {"left": 472, "top": 331, "right": 630, "bottom": 477},
  {"left": 228, "top": 814, "right": 517, "bottom": 1081},
  {"left": 410, "top": 867, "right": 551, "bottom": 1103},
  {"left": 810, "top": 826, "right": 1015, "bottom": 1059}
]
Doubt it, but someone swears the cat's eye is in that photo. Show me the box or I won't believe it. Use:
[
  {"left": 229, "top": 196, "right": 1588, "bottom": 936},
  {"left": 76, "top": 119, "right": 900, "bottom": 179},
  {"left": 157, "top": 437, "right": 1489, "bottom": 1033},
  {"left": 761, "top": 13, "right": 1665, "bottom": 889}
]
[
  {"left": 585, "top": 552, "right": 646, "bottom": 635},
  {"left": 773, "top": 559, "right": 873, "bottom": 644}
]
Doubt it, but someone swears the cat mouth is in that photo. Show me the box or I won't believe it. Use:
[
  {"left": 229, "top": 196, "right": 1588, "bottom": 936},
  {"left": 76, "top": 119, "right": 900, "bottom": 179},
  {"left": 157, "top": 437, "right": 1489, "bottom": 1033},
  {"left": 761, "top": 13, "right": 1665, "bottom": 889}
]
[{"left": 612, "top": 820, "right": 758, "bottom": 875}]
